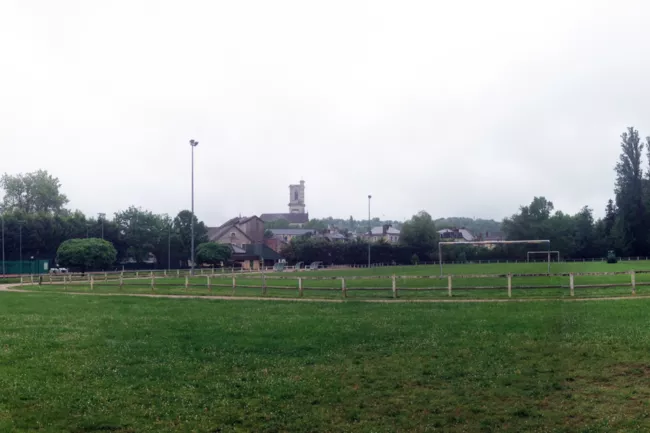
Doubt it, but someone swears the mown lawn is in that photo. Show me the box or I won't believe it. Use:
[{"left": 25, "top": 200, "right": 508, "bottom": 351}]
[{"left": 2, "top": 293, "right": 650, "bottom": 432}]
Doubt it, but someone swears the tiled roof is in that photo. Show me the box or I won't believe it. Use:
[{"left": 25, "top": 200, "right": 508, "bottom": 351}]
[
  {"left": 270, "top": 229, "right": 315, "bottom": 236},
  {"left": 371, "top": 226, "right": 401, "bottom": 235},
  {"left": 260, "top": 213, "right": 309, "bottom": 224}
]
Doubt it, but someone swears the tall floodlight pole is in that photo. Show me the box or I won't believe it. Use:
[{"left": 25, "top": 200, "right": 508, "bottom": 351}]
[
  {"left": 189, "top": 139, "right": 199, "bottom": 276},
  {"left": 367, "top": 195, "right": 372, "bottom": 268},
  {"left": 19, "top": 222, "right": 22, "bottom": 275},
  {"left": 98, "top": 213, "right": 106, "bottom": 239},
  {"left": 168, "top": 217, "right": 172, "bottom": 271}
]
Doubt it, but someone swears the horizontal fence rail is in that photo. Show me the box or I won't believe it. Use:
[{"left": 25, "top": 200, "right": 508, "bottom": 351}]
[{"left": 14, "top": 269, "right": 650, "bottom": 300}]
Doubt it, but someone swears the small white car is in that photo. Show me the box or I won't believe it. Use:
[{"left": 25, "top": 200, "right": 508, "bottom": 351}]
[{"left": 49, "top": 267, "right": 69, "bottom": 274}]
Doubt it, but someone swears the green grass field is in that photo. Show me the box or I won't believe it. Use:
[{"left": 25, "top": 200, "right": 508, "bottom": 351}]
[
  {"left": 18, "top": 260, "right": 650, "bottom": 300},
  {"left": 2, "top": 293, "right": 650, "bottom": 431}
]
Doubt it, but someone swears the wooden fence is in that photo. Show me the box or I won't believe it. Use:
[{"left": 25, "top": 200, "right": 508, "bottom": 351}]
[{"left": 20, "top": 270, "right": 650, "bottom": 299}]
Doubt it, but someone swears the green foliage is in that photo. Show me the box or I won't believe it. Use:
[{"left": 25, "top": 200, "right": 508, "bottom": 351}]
[
  {"left": 411, "top": 253, "right": 419, "bottom": 265},
  {"left": 1, "top": 170, "right": 69, "bottom": 214},
  {"left": 615, "top": 127, "right": 648, "bottom": 256},
  {"left": 56, "top": 238, "right": 117, "bottom": 271},
  {"left": 435, "top": 217, "right": 501, "bottom": 236},
  {"left": 196, "top": 242, "right": 231, "bottom": 266},
  {"left": 400, "top": 211, "right": 438, "bottom": 253}
]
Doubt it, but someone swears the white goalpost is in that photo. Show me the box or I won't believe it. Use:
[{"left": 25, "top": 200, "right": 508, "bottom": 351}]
[
  {"left": 438, "top": 239, "right": 551, "bottom": 276},
  {"left": 527, "top": 250, "right": 560, "bottom": 263}
]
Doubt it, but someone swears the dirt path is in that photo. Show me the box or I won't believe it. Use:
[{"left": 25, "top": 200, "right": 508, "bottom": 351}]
[{"left": 2, "top": 284, "right": 650, "bottom": 303}]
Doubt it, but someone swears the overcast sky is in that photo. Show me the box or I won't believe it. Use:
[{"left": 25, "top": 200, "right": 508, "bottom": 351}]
[{"left": 2, "top": 0, "right": 650, "bottom": 226}]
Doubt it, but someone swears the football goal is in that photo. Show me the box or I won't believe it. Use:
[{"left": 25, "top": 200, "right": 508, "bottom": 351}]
[
  {"left": 438, "top": 239, "right": 551, "bottom": 276},
  {"left": 527, "top": 250, "right": 560, "bottom": 263}
]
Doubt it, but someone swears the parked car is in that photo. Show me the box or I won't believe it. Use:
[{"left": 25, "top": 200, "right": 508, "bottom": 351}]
[{"left": 49, "top": 267, "right": 69, "bottom": 274}]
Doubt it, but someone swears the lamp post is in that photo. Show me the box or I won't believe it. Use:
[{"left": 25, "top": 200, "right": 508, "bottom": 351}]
[
  {"left": 167, "top": 216, "right": 172, "bottom": 271},
  {"left": 368, "top": 194, "right": 372, "bottom": 268},
  {"left": 19, "top": 222, "right": 23, "bottom": 275},
  {"left": 1, "top": 213, "right": 5, "bottom": 276},
  {"left": 189, "top": 139, "right": 199, "bottom": 276}
]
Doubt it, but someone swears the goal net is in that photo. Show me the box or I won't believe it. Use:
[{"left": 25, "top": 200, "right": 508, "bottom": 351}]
[
  {"left": 438, "top": 239, "right": 551, "bottom": 276},
  {"left": 527, "top": 250, "right": 560, "bottom": 263}
]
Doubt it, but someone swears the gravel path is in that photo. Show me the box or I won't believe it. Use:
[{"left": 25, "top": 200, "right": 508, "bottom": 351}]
[{"left": 2, "top": 284, "right": 650, "bottom": 303}]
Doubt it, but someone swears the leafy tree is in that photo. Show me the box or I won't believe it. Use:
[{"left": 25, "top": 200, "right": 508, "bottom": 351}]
[
  {"left": 1, "top": 170, "right": 69, "bottom": 214},
  {"left": 264, "top": 229, "right": 274, "bottom": 239},
  {"left": 400, "top": 211, "right": 438, "bottom": 256},
  {"left": 196, "top": 242, "right": 231, "bottom": 266},
  {"left": 56, "top": 238, "right": 117, "bottom": 272},
  {"left": 614, "top": 127, "right": 646, "bottom": 256},
  {"left": 173, "top": 210, "right": 209, "bottom": 262}
]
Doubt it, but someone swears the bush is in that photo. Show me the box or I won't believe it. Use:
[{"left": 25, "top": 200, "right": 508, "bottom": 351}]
[
  {"left": 56, "top": 238, "right": 117, "bottom": 272},
  {"left": 411, "top": 254, "right": 419, "bottom": 265}
]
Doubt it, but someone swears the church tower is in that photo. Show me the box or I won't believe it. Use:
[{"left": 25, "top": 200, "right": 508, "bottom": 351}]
[{"left": 288, "top": 180, "right": 306, "bottom": 214}]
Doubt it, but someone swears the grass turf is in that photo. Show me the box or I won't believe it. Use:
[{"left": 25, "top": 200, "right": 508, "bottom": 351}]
[{"left": 2, "top": 293, "right": 650, "bottom": 431}]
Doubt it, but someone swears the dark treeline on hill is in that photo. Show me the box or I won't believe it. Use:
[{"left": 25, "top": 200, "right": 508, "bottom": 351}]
[{"left": 0, "top": 171, "right": 208, "bottom": 268}]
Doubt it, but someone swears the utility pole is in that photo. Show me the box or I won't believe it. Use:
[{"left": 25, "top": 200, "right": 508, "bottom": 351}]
[
  {"left": 19, "top": 222, "right": 23, "bottom": 275},
  {"left": 1, "top": 213, "right": 5, "bottom": 276},
  {"left": 189, "top": 139, "right": 199, "bottom": 276}
]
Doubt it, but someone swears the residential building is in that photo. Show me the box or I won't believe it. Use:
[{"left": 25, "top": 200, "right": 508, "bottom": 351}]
[
  {"left": 438, "top": 228, "right": 475, "bottom": 242},
  {"left": 260, "top": 180, "right": 309, "bottom": 227},
  {"left": 367, "top": 225, "right": 401, "bottom": 244},
  {"left": 207, "top": 216, "right": 264, "bottom": 248}
]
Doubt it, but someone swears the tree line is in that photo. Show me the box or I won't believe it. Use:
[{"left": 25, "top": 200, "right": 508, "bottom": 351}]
[
  {"left": 0, "top": 171, "right": 209, "bottom": 269},
  {"left": 500, "top": 127, "right": 650, "bottom": 259}
]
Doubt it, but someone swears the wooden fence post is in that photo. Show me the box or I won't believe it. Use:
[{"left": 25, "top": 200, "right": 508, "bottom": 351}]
[
  {"left": 136, "top": 271, "right": 139, "bottom": 278},
  {"left": 298, "top": 277, "right": 303, "bottom": 297},
  {"left": 119, "top": 275, "right": 123, "bottom": 290},
  {"left": 262, "top": 275, "right": 267, "bottom": 295},
  {"left": 392, "top": 275, "right": 397, "bottom": 299},
  {"left": 232, "top": 276, "right": 236, "bottom": 295},
  {"left": 20, "top": 276, "right": 23, "bottom": 286},
  {"left": 150, "top": 270, "right": 153, "bottom": 278},
  {"left": 64, "top": 275, "right": 68, "bottom": 290},
  {"left": 207, "top": 276, "right": 211, "bottom": 292},
  {"left": 342, "top": 278, "right": 347, "bottom": 298},
  {"left": 151, "top": 275, "right": 155, "bottom": 291},
  {"left": 447, "top": 275, "right": 452, "bottom": 297},
  {"left": 507, "top": 273, "right": 512, "bottom": 298},
  {"left": 104, "top": 272, "right": 108, "bottom": 282},
  {"left": 176, "top": 269, "right": 180, "bottom": 278},
  {"left": 570, "top": 273, "right": 575, "bottom": 297},
  {"left": 631, "top": 271, "right": 636, "bottom": 295},
  {"left": 90, "top": 275, "right": 94, "bottom": 290},
  {"left": 164, "top": 269, "right": 167, "bottom": 277},
  {"left": 185, "top": 275, "right": 189, "bottom": 290}
]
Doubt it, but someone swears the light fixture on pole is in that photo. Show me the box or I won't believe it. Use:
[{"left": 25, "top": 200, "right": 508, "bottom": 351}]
[
  {"left": 368, "top": 194, "right": 372, "bottom": 268},
  {"left": 189, "top": 139, "right": 199, "bottom": 276}
]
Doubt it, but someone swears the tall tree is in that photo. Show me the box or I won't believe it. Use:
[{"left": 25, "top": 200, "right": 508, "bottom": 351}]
[
  {"left": 614, "top": 127, "right": 646, "bottom": 255},
  {"left": 1, "top": 170, "right": 69, "bottom": 214},
  {"left": 400, "top": 211, "right": 438, "bottom": 256},
  {"left": 173, "top": 210, "right": 208, "bottom": 262}
]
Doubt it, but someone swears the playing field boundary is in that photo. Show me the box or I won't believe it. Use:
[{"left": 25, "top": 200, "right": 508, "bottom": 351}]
[{"left": 4, "top": 285, "right": 650, "bottom": 303}]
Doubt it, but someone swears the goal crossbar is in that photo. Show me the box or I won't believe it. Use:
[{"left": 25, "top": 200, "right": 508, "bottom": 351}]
[{"left": 438, "top": 239, "right": 551, "bottom": 276}]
